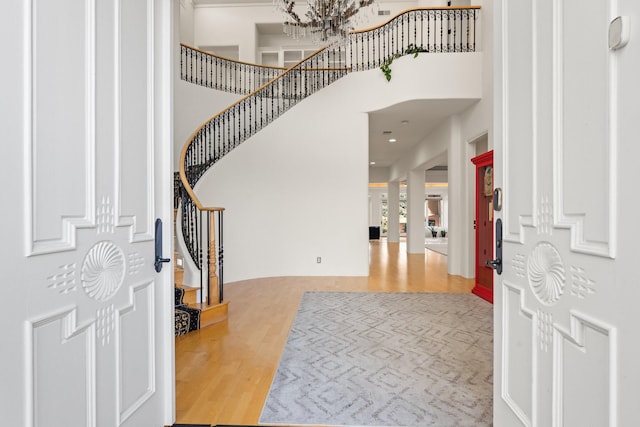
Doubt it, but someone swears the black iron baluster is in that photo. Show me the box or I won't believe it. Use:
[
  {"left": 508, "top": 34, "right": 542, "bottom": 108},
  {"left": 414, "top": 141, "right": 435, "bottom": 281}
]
[
  {"left": 219, "top": 56, "right": 223, "bottom": 92},
  {"left": 373, "top": 29, "right": 378, "bottom": 68},
  {"left": 363, "top": 31, "right": 376, "bottom": 70},
  {"left": 236, "top": 104, "right": 241, "bottom": 149},
  {"left": 412, "top": 11, "right": 422, "bottom": 48},
  {"left": 198, "top": 210, "right": 203, "bottom": 290},
  {"left": 349, "top": 34, "right": 353, "bottom": 71},
  {"left": 391, "top": 18, "right": 395, "bottom": 58},
  {"left": 211, "top": 56, "right": 216, "bottom": 90},
  {"left": 304, "top": 63, "right": 308, "bottom": 98},
  {"left": 198, "top": 129, "right": 203, "bottom": 179},
  {"left": 427, "top": 11, "right": 431, "bottom": 52},
  {"left": 234, "top": 105, "right": 238, "bottom": 150},
  {"left": 401, "top": 13, "right": 405, "bottom": 52},
  {"left": 217, "top": 210, "right": 224, "bottom": 302},
  {"left": 440, "top": 10, "right": 445, "bottom": 52},
  {"left": 213, "top": 55, "right": 217, "bottom": 88},
  {"left": 293, "top": 67, "right": 297, "bottom": 107},
  {"left": 199, "top": 51, "right": 203, "bottom": 85},
  {"left": 382, "top": 25, "right": 386, "bottom": 64},
  {"left": 216, "top": 119, "right": 221, "bottom": 161},
  {"left": 189, "top": 47, "right": 194, "bottom": 83},
  {"left": 259, "top": 86, "right": 263, "bottom": 130},
  {"left": 360, "top": 33, "right": 364, "bottom": 72},
  {"left": 180, "top": 45, "right": 184, "bottom": 80},
  {"left": 473, "top": 10, "right": 477, "bottom": 52},
  {"left": 205, "top": 122, "right": 210, "bottom": 165},
  {"left": 455, "top": 10, "right": 460, "bottom": 52},
  {"left": 224, "top": 110, "right": 233, "bottom": 154},
  {"left": 204, "top": 53, "right": 209, "bottom": 88},
  {"left": 447, "top": 10, "right": 452, "bottom": 52},
  {"left": 243, "top": 101, "right": 246, "bottom": 141},
  {"left": 270, "top": 80, "right": 274, "bottom": 121}
]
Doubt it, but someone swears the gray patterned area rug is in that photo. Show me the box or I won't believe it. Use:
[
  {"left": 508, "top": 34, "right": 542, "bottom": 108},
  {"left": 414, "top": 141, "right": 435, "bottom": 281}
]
[{"left": 259, "top": 292, "right": 493, "bottom": 427}]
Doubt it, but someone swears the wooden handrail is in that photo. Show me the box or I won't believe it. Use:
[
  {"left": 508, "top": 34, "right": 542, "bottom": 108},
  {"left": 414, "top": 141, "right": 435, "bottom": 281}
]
[
  {"left": 179, "top": 41, "right": 341, "bottom": 209},
  {"left": 352, "top": 5, "right": 482, "bottom": 35},
  {"left": 180, "top": 43, "right": 286, "bottom": 71}
]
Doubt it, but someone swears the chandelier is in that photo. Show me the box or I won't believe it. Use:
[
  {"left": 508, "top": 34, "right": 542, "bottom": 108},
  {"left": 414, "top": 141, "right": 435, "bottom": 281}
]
[{"left": 275, "top": 0, "right": 378, "bottom": 46}]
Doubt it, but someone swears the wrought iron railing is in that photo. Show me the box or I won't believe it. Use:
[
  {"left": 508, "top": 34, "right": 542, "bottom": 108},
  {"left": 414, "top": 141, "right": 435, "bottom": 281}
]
[
  {"left": 174, "top": 172, "right": 224, "bottom": 305},
  {"left": 350, "top": 7, "right": 478, "bottom": 71},
  {"left": 178, "top": 7, "right": 480, "bottom": 303},
  {"left": 180, "top": 45, "right": 286, "bottom": 95}
]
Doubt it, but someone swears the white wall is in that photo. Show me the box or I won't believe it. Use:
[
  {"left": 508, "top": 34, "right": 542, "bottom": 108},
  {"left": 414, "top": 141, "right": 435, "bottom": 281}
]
[
  {"left": 457, "top": 0, "right": 493, "bottom": 277},
  {"left": 192, "top": 1, "right": 444, "bottom": 63},
  {"left": 195, "top": 53, "right": 482, "bottom": 282},
  {"left": 369, "top": 167, "right": 390, "bottom": 183},
  {"left": 179, "top": 0, "right": 195, "bottom": 46},
  {"left": 197, "top": 83, "right": 370, "bottom": 281}
]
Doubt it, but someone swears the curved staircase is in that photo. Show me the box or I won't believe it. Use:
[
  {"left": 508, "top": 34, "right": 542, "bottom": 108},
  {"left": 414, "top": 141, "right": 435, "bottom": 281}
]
[{"left": 175, "top": 6, "right": 480, "bottom": 334}]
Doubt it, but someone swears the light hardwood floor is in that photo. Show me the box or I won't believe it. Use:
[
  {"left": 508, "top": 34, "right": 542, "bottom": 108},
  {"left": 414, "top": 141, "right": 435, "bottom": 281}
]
[{"left": 175, "top": 239, "right": 475, "bottom": 425}]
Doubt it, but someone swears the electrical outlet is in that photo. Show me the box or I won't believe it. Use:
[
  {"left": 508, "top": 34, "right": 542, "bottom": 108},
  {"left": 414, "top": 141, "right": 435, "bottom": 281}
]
[{"left": 316, "top": 257, "right": 321, "bottom": 263}]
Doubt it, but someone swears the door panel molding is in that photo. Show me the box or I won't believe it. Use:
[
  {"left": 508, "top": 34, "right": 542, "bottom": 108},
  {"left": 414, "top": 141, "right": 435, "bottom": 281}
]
[
  {"left": 118, "top": 280, "right": 156, "bottom": 424},
  {"left": 116, "top": 0, "right": 155, "bottom": 242},
  {"left": 552, "top": 311, "right": 616, "bottom": 426},
  {"left": 501, "top": 0, "right": 535, "bottom": 244},
  {"left": 502, "top": 281, "right": 534, "bottom": 427},
  {"left": 29, "top": 308, "right": 96, "bottom": 427},
  {"left": 27, "top": 0, "right": 97, "bottom": 255},
  {"left": 552, "top": 0, "right": 616, "bottom": 258}
]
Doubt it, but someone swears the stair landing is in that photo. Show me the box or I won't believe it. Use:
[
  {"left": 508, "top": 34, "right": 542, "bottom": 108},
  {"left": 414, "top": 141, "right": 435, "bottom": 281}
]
[{"left": 194, "top": 301, "right": 229, "bottom": 328}]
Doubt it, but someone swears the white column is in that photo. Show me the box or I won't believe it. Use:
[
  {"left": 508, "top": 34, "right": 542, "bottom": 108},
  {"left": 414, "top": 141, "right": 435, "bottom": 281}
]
[
  {"left": 387, "top": 181, "right": 400, "bottom": 242},
  {"left": 407, "top": 169, "right": 425, "bottom": 253},
  {"left": 447, "top": 116, "right": 474, "bottom": 277}
]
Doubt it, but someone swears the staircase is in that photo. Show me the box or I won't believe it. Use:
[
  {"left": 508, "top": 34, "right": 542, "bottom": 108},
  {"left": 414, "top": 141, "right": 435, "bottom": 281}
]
[
  {"left": 175, "top": 7, "right": 480, "bottom": 334},
  {"left": 174, "top": 207, "right": 228, "bottom": 336}
]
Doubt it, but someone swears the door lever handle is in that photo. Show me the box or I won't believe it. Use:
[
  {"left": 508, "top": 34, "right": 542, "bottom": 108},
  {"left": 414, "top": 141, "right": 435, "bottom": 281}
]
[
  {"left": 486, "top": 259, "right": 502, "bottom": 269},
  {"left": 490, "top": 218, "right": 503, "bottom": 275},
  {"left": 154, "top": 218, "right": 171, "bottom": 273}
]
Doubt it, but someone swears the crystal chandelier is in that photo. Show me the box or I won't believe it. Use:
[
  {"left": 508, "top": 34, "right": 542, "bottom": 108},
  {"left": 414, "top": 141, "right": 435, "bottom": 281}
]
[{"left": 275, "top": 0, "right": 378, "bottom": 46}]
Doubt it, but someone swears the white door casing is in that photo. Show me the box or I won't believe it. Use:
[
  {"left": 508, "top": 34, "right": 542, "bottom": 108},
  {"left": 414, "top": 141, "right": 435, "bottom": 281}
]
[
  {"left": 494, "top": 1, "right": 640, "bottom": 426},
  {"left": 0, "top": 1, "right": 174, "bottom": 426}
]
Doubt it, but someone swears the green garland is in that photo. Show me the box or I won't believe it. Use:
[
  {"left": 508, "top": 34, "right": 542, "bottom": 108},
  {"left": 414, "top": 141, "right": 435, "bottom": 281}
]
[{"left": 380, "top": 44, "right": 428, "bottom": 81}]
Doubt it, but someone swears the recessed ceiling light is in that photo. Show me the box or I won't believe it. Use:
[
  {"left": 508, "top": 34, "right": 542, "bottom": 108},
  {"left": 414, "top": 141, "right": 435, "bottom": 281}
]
[
  {"left": 388, "top": 138, "right": 397, "bottom": 143},
  {"left": 370, "top": 161, "right": 376, "bottom": 165},
  {"left": 401, "top": 120, "right": 409, "bottom": 125}
]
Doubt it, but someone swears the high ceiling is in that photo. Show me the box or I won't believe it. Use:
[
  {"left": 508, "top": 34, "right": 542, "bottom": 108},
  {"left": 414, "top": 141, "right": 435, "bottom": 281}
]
[
  {"left": 190, "top": 0, "right": 475, "bottom": 173},
  {"left": 368, "top": 99, "right": 478, "bottom": 169}
]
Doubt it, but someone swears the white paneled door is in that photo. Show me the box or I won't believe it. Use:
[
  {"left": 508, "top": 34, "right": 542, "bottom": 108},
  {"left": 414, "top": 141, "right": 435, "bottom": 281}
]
[
  {"left": 1, "top": 1, "right": 174, "bottom": 426},
  {"left": 494, "top": 1, "right": 640, "bottom": 426}
]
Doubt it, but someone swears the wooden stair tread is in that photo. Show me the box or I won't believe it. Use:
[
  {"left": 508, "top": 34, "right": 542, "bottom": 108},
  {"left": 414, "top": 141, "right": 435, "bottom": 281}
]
[{"left": 175, "top": 283, "right": 197, "bottom": 290}]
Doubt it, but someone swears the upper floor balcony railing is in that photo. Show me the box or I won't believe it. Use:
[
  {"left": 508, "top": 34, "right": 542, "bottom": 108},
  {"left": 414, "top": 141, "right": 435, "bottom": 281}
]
[
  {"left": 181, "top": 6, "right": 479, "bottom": 91},
  {"left": 180, "top": 45, "right": 286, "bottom": 95}
]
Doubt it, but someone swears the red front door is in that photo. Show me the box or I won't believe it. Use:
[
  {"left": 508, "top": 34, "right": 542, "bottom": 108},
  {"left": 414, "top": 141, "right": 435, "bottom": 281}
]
[{"left": 471, "top": 151, "right": 493, "bottom": 303}]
